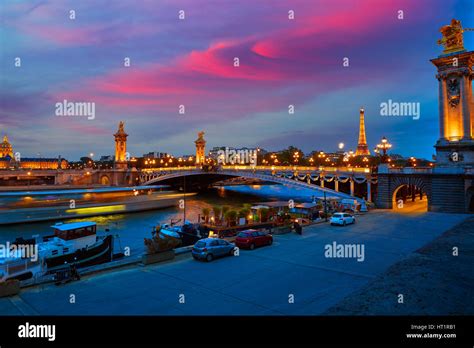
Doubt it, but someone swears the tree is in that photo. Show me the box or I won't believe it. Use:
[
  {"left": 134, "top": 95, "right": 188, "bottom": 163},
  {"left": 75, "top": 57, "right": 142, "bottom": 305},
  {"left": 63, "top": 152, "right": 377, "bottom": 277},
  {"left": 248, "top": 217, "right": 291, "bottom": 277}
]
[
  {"left": 278, "top": 146, "right": 306, "bottom": 165},
  {"left": 259, "top": 208, "right": 270, "bottom": 222},
  {"left": 225, "top": 210, "right": 238, "bottom": 227},
  {"left": 202, "top": 208, "right": 210, "bottom": 223},
  {"left": 80, "top": 157, "right": 94, "bottom": 168},
  {"left": 212, "top": 206, "right": 222, "bottom": 224},
  {"left": 222, "top": 206, "right": 230, "bottom": 219},
  {"left": 238, "top": 207, "right": 250, "bottom": 217}
]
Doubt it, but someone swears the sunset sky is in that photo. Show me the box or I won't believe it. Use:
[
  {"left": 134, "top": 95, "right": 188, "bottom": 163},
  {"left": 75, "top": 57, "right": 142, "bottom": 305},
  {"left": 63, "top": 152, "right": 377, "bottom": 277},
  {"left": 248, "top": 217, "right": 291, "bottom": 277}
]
[{"left": 1, "top": 0, "right": 473, "bottom": 160}]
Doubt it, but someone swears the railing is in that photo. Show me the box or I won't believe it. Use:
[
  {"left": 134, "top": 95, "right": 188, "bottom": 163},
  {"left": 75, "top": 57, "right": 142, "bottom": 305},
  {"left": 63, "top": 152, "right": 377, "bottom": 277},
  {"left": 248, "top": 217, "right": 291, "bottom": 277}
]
[
  {"left": 141, "top": 165, "right": 371, "bottom": 173},
  {"left": 387, "top": 167, "right": 433, "bottom": 174},
  {"left": 385, "top": 166, "right": 474, "bottom": 175},
  {"left": 141, "top": 166, "right": 196, "bottom": 172}
]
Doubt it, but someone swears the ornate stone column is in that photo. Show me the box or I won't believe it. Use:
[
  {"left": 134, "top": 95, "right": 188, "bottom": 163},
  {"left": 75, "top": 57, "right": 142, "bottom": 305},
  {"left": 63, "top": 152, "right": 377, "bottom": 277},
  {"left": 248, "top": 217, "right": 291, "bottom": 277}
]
[
  {"left": 461, "top": 71, "right": 473, "bottom": 139},
  {"left": 438, "top": 74, "right": 448, "bottom": 140},
  {"left": 367, "top": 180, "right": 372, "bottom": 202}
]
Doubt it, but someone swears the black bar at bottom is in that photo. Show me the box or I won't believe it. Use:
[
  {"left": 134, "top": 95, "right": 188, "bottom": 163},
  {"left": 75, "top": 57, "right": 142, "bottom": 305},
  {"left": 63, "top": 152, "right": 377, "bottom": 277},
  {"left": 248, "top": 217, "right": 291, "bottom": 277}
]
[{"left": 0, "top": 316, "right": 472, "bottom": 346}]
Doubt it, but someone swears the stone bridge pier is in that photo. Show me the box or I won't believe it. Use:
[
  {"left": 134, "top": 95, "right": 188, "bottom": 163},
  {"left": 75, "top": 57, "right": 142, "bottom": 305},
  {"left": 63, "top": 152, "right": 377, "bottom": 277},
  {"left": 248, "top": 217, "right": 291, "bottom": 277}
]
[
  {"left": 55, "top": 168, "right": 139, "bottom": 186},
  {"left": 375, "top": 165, "right": 474, "bottom": 213}
]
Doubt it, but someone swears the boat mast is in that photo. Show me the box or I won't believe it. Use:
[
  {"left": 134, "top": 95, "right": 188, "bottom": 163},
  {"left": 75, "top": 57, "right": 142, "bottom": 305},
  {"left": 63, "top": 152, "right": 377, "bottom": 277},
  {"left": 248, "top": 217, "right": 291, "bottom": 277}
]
[{"left": 183, "top": 174, "right": 186, "bottom": 222}]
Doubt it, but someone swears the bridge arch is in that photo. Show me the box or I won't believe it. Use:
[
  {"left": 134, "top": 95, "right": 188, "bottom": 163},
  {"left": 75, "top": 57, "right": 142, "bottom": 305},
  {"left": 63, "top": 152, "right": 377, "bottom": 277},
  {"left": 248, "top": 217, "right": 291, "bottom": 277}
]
[
  {"left": 390, "top": 176, "right": 431, "bottom": 211},
  {"left": 141, "top": 169, "right": 364, "bottom": 202},
  {"left": 100, "top": 175, "right": 111, "bottom": 185}
]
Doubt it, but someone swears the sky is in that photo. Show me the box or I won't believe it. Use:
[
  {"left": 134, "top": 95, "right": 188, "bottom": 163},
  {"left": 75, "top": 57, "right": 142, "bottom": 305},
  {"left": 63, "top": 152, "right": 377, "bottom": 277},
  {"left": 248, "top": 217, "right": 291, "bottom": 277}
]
[{"left": 0, "top": 0, "right": 473, "bottom": 161}]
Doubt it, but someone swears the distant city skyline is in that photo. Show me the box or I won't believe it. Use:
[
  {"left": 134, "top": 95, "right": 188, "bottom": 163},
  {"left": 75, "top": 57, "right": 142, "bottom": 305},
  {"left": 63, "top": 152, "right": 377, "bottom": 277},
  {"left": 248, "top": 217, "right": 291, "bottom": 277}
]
[{"left": 1, "top": 0, "right": 473, "bottom": 161}]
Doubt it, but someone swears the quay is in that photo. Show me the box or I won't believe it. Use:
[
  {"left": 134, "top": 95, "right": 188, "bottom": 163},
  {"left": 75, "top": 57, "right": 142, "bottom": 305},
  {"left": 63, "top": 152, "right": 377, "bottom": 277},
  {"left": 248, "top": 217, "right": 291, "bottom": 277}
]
[{"left": 0, "top": 207, "right": 467, "bottom": 315}]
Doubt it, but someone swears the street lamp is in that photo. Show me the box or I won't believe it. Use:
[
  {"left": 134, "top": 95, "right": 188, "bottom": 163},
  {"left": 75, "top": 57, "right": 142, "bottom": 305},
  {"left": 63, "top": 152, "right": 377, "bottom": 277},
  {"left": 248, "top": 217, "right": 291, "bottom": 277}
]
[
  {"left": 376, "top": 136, "right": 392, "bottom": 163},
  {"left": 363, "top": 156, "right": 369, "bottom": 167},
  {"left": 293, "top": 151, "right": 300, "bottom": 164},
  {"left": 323, "top": 191, "right": 328, "bottom": 222}
]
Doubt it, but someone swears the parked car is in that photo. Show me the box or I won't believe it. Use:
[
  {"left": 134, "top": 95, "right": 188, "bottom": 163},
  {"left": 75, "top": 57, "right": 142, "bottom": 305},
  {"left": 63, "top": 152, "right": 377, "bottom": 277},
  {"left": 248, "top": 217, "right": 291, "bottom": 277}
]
[
  {"left": 330, "top": 213, "right": 356, "bottom": 226},
  {"left": 192, "top": 238, "right": 236, "bottom": 262},
  {"left": 235, "top": 229, "right": 273, "bottom": 250}
]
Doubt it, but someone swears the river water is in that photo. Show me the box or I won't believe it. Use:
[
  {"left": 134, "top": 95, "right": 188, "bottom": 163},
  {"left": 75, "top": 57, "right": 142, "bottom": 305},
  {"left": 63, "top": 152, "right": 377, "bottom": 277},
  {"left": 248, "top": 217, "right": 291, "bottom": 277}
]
[{"left": 0, "top": 185, "right": 317, "bottom": 256}]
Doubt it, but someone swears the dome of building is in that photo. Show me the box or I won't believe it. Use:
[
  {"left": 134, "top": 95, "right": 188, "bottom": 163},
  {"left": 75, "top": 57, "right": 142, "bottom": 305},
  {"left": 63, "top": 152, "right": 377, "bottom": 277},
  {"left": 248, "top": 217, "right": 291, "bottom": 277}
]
[{"left": 0, "top": 135, "right": 13, "bottom": 158}]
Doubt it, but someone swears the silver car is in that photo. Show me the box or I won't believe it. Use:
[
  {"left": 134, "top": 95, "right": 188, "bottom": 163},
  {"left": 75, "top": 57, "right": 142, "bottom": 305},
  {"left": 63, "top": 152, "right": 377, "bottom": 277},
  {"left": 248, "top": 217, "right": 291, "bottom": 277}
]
[
  {"left": 330, "top": 213, "right": 356, "bottom": 226},
  {"left": 192, "top": 238, "right": 236, "bottom": 262}
]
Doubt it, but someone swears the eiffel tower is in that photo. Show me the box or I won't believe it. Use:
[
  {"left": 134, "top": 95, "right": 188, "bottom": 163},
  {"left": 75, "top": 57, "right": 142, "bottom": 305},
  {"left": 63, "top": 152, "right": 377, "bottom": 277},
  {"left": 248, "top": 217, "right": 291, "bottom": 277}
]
[{"left": 355, "top": 107, "right": 370, "bottom": 156}]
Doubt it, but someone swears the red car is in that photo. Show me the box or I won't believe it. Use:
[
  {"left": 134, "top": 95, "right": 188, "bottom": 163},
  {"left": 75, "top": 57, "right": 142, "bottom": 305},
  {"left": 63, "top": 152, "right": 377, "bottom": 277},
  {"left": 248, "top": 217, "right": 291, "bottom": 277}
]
[{"left": 235, "top": 229, "right": 273, "bottom": 250}]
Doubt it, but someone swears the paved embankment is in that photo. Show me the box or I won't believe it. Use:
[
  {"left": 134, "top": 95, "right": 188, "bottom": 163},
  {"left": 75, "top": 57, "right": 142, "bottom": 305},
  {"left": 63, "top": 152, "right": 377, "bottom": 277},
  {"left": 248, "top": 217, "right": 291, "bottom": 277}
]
[
  {"left": 0, "top": 210, "right": 468, "bottom": 315},
  {"left": 324, "top": 216, "right": 474, "bottom": 315}
]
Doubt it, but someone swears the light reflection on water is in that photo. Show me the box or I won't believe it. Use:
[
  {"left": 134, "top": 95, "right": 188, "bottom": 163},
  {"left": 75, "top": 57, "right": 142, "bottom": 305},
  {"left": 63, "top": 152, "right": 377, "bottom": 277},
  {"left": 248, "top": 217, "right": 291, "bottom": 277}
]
[{"left": 0, "top": 185, "right": 315, "bottom": 254}]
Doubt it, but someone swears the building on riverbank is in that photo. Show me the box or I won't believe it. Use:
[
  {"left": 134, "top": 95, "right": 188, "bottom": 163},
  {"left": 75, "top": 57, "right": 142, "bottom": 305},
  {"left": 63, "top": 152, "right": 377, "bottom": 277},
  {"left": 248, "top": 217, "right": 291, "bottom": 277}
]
[{"left": 0, "top": 135, "right": 68, "bottom": 170}]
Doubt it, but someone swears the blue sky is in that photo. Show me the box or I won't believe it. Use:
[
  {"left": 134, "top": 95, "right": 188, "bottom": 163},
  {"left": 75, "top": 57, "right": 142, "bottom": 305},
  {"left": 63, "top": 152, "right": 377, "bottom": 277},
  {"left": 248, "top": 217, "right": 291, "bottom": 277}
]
[{"left": 0, "top": 0, "right": 473, "bottom": 160}]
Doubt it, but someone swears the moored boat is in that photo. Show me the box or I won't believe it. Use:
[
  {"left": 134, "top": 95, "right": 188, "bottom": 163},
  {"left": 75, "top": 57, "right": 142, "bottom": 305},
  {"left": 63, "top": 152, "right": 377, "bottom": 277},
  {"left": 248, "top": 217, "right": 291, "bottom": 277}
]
[
  {"left": 159, "top": 220, "right": 203, "bottom": 246},
  {"left": 42, "top": 221, "right": 114, "bottom": 272},
  {"left": 0, "top": 221, "right": 117, "bottom": 283}
]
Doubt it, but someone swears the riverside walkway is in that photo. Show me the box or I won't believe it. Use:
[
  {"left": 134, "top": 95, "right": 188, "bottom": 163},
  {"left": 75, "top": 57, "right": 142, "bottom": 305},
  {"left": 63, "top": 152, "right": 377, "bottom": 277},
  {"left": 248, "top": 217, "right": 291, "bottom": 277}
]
[{"left": 0, "top": 208, "right": 467, "bottom": 315}]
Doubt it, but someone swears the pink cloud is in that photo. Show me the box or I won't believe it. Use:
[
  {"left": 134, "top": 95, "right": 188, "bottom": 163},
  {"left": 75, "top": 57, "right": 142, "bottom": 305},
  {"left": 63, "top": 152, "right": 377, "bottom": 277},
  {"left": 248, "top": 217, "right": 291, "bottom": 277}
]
[
  {"left": 251, "top": 0, "right": 421, "bottom": 61},
  {"left": 51, "top": 0, "right": 426, "bottom": 122},
  {"left": 3, "top": 1, "right": 158, "bottom": 46}
]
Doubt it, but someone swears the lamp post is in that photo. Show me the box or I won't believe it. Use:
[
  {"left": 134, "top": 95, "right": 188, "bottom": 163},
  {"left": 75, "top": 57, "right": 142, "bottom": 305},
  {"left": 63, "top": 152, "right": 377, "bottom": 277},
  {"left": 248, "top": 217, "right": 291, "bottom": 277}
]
[
  {"left": 323, "top": 191, "right": 328, "bottom": 222},
  {"left": 376, "top": 136, "right": 392, "bottom": 163},
  {"left": 293, "top": 151, "right": 300, "bottom": 165},
  {"left": 363, "top": 156, "right": 369, "bottom": 167},
  {"left": 89, "top": 153, "right": 94, "bottom": 168}
]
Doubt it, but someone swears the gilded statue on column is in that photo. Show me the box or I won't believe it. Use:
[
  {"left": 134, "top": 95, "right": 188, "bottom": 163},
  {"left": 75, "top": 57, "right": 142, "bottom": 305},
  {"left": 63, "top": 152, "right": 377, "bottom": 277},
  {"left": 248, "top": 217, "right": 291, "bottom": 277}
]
[{"left": 437, "top": 19, "right": 465, "bottom": 54}]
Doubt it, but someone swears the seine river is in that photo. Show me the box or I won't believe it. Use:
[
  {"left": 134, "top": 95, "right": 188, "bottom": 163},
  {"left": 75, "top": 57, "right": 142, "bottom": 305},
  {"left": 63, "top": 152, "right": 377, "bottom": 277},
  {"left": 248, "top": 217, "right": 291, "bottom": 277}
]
[{"left": 0, "top": 185, "right": 317, "bottom": 256}]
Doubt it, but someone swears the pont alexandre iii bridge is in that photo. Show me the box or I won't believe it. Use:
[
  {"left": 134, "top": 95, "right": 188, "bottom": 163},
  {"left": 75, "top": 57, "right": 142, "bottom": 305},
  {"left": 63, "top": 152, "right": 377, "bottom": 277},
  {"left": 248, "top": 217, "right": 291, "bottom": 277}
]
[
  {"left": 140, "top": 164, "right": 473, "bottom": 212},
  {"left": 0, "top": 165, "right": 374, "bottom": 202},
  {"left": 138, "top": 165, "right": 376, "bottom": 205},
  {"left": 1, "top": 164, "right": 473, "bottom": 213}
]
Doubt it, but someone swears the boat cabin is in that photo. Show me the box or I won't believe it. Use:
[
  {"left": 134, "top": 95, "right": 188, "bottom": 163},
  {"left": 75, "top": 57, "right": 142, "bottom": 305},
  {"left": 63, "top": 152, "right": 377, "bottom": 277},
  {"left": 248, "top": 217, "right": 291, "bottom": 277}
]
[
  {"left": 51, "top": 221, "right": 97, "bottom": 241},
  {"left": 41, "top": 222, "right": 98, "bottom": 258}
]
